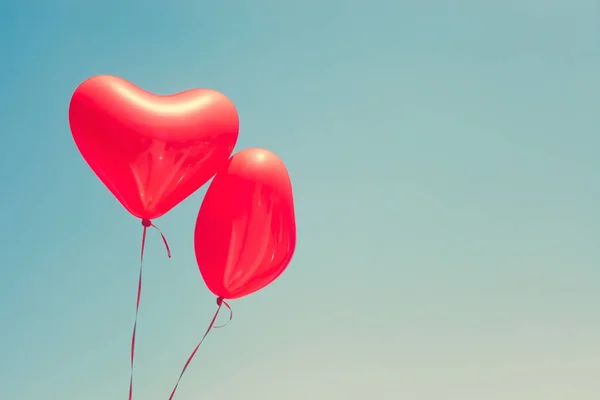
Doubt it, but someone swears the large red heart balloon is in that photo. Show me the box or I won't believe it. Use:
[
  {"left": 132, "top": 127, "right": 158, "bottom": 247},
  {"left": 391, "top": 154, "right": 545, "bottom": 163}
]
[
  {"left": 69, "top": 75, "right": 239, "bottom": 220},
  {"left": 195, "top": 148, "right": 296, "bottom": 300}
]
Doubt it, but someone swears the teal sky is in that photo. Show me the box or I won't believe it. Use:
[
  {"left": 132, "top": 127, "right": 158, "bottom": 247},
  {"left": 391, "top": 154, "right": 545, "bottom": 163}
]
[{"left": 1, "top": 1, "right": 599, "bottom": 399}]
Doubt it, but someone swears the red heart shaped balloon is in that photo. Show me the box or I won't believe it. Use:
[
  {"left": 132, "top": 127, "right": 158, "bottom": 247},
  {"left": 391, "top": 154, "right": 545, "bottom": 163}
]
[
  {"left": 195, "top": 148, "right": 297, "bottom": 300},
  {"left": 69, "top": 75, "right": 239, "bottom": 220}
]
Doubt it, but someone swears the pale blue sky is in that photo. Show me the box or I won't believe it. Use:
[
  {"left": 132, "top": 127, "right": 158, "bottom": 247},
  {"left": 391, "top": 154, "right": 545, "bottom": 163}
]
[{"left": 0, "top": 1, "right": 599, "bottom": 399}]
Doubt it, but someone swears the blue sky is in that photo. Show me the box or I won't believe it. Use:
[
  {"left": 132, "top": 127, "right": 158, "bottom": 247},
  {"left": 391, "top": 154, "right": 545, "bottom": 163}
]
[{"left": 0, "top": 1, "right": 599, "bottom": 399}]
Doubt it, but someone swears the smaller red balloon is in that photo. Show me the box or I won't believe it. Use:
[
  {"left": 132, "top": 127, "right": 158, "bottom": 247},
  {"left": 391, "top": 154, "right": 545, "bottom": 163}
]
[{"left": 195, "top": 148, "right": 296, "bottom": 299}]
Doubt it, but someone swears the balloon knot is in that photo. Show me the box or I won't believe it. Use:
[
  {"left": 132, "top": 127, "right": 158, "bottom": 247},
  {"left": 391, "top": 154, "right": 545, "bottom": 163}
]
[
  {"left": 141, "top": 219, "right": 152, "bottom": 227},
  {"left": 216, "top": 297, "right": 223, "bottom": 306}
]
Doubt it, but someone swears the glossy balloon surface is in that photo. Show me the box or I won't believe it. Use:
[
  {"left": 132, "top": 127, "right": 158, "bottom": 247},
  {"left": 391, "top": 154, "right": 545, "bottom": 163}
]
[
  {"left": 195, "top": 148, "right": 296, "bottom": 299},
  {"left": 69, "top": 75, "right": 239, "bottom": 219}
]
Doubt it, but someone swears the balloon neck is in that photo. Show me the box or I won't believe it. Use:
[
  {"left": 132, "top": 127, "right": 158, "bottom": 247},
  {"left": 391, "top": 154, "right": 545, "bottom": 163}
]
[
  {"left": 216, "top": 297, "right": 224, "bottom": 306},
  {"left": 141, "top": 219, "right": 152, "bottom": 227}
]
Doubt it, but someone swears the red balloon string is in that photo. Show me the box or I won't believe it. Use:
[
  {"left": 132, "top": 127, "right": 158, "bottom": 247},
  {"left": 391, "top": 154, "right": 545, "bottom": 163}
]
[
  {"left": 128, "top": 219, "right": 172, "bottom": 400},
  {"left": 167, "top": 298, "right": 232, "bottom": 400}
]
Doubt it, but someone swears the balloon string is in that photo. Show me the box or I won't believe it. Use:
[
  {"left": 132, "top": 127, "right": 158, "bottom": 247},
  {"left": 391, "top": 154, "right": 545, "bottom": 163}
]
[
  {"left": 148, "top": 221, "right": 171, "bottom": 258},
  {"left": 167, "top": 298, "right": 233, "bottom": 400},
  {"left": 128, "top": 219, "right": 171, "bottom": 400}
]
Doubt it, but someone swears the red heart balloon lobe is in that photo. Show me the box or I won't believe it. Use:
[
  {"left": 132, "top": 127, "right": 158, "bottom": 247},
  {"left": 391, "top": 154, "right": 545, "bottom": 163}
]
[{"left": 69, "top": 75, "right": 239, "bottom": 219}]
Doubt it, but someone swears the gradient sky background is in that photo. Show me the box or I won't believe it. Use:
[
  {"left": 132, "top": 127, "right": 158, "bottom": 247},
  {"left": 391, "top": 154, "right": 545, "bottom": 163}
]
[{"left": 1, "top": 1, "right": 599, "bottom": 399}]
